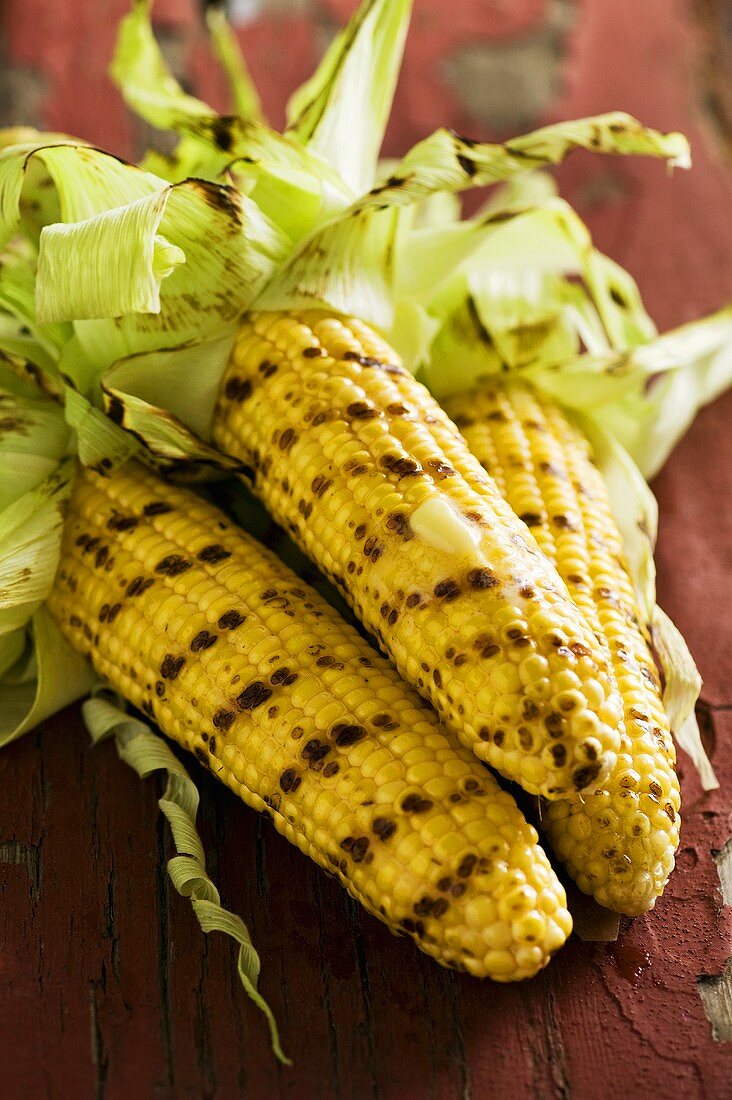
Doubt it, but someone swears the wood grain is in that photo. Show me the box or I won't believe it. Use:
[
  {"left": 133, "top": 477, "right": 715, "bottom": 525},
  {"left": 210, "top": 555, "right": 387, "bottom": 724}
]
[{"left": 0, "top": 0, "right": 731, "bottom": 1097}]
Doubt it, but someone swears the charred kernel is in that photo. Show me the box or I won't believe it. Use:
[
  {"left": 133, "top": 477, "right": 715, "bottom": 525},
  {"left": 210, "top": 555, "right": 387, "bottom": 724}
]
[
  {"left": 347, "top": 401, "right": 379, "bottom": 419},
  {"left": 385, "top": 511, "right": 412, "bottom": 539},
  {"left": 354, "top": 524, "right": 367, "bottom": 540},
  {"left": 302, "top": 739, "right": 330, "bottom": 764},
  {"left": 259, "top": 360, "right": 277, "bottom": 377},
  {"left": 298, "top": 500, "right": 313, "bottom": 519},
  {"left": 218, "top": 610, "right": 245, "bottom": 630},
  {"left": 279, "top": 769, "right": 301, "bottom": 793},
  {"left": 432, "top": 898, "right": 450, "bottom": 918},
  {"left": 467, "top": 568, "right": 497, "bottom": 590},
  {"left": 451, "top": 883, "right": 466, "bottom": 898},
  {"left": 573, "top": 763, "right": 601, "bottom": 790},
  {"left": 406, "top": 593, "right": 421, "bottom": 608},
  {"left": 106, "top": 603, "right": 122, "bottom": 623},
  {"left": 213, "top": 709, "right": 236, "bottom": 731},
  {"left": 322, "top": 761, "right": 340, "bottom": 778},
  {"left": 332, "top": 723, "right": 367, "bottom": 747},
  {"left": 386, "top": 402, "right": 409, "bottom": 416},
  {"left": 142, "top": 501, "right": 173, "bottom": 516},
  {"left": 414, "top": 897, "right": 435, "bottom": 916},
  {"left": 316, "top": 655, "right": 344, "bottom": 669},
  {"left": 160, "top": 654, "right": 185, "bottom": 680},
  {"left": 107, "top": 514, "right": 138, "bottom": 531},
  {"left": 493, "top": 730, "right": 505, "bottom": 746},
  {"left": 83, "top": 537, "right": 100, "bottom": 553},
  {"left": 519, "top": 585, "right": 536, "bottom": 599},
  {"left": 279, "top": 428, "right": 297, "bottom": 451},
  {"left": 372, "top": 817, "right": 396, "bottom": 840},
  {"left": 519, "top": 512, "right": 542, "bottom": 527},
  {"left": 224, "top": 376, "right": 252, "bottom": 401},
  {"left": 69, "top": 614, "right": 82, "bottom": 627},
  {"left": 437, "top": 877, "right": 452, "bottom": 892},
  {"left": 350, "top": 837, "right": 370, "bottom": 862},
  {"left": 401, "top": 794, "right": 434, "bottom": 814},
  {"left": 457, "top": 854, "right": 478, "bottom": 878},
  {"left": 237, "top": 681, "right": 273, "bottom": 711},
  {"left": 649, "top": 781, "right": 663, "bottom": 798},
  {"left": 155, "top": 554, "right": 192, "bottom": 577},
  {"left": 94, "top": 546, "right": 109, "bottom": 568},
  {"left": 478, "top": 726, "right": 492, "bottom": 741},
  {"left": 551, "top": 744, "right": 567, "bottom": 766},
  {"left": 141, "top": 699, "right": 155, "bottom": 719},
  {"left": 270, "top": 667, "right": 298, "bottom": 686},
  {"left": 434, "top": 579, "right": 461, "bottom": 600},
  {"left": 302, "top": 346, "right": 324, "bottom": 358},
  {"left": 154, "top": 680, "right": 165, "bottom": 697},
  {"left": 197, "top": 544, "right": 232, "bottom": 563},
  {"left": 190, "top": 630, "right": 217, "bottom": 652},
  {"left": 433, "top": 669, "right": 442, "bottom": 689}
]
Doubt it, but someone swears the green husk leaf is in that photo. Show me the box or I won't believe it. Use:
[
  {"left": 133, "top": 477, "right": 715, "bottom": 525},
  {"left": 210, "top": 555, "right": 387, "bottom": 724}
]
[
  {"left": 259, "top": 114, "right": 687, "bottom": 328},
  {"left": 37, "top": 189, "right": 182, "bottom": 322},
  {"left": 83, "top": 690, "right": 289, "bottom": 1064},
  {"left": 206, "top": 7, "right": 264, "bottom": 123},
  {"left": 63, "top": 387, "right": 140, "bottom": 470},
  {"left": 111, "top": 1, "right": 350, "bottom": 237},
  {"left": 651, "top": 606, "right": 715, "bottom": 790},
  {"left": 0, "top": 605, "right": 96, "bottom": 746},
  {"left": 286, "top": 0, "right": 412, "bottom": 195},
  {"left": 0, "top": 385, "right": 69, "bottom": 508},
  {"left": 598, "top": 307, "right": 732, "bottom": 478},
  {"left": 101, "top": 334, "right": 235, "bottom": 440}
]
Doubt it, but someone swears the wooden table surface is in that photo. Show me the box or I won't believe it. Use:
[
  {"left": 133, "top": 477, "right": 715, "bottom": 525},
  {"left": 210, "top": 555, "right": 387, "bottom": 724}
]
[{"left": 1, "top": 2, "right": 731, "bottom": 1097}]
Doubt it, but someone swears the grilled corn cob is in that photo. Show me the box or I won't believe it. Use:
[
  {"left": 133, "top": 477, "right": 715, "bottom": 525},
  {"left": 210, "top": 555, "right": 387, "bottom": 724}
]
[
  {"left": 47, "top": 460, "right": 573, "bottom": 978},
  {"left": 444, "top": 381, "right": 680, "bottom": 914},
  {"left": 212, "top": 310, "right": 625, "bottom": 801}
]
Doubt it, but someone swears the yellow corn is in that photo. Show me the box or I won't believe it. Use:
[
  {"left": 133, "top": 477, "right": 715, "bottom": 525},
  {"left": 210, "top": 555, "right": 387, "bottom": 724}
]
[
  {"left": 213, "top": 310, "right": 625, "bottom": 801},
  {"left": 47, "top": 460, "right": 573, "bottom": 978},
  {"left": 444, "top": 381, "right": 680, "bottom": 914}
]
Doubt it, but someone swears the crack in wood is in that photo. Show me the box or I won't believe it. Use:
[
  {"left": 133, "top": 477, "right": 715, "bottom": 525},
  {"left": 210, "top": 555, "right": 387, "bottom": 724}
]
[
  {"left": 0, "top": 839, "right": 41, "bottom": 902},
  {"left": 698, "top": 837, "right": 732, "bottom": 1042}
]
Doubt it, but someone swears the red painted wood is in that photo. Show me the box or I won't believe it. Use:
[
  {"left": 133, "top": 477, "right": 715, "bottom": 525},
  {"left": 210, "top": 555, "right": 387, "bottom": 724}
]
[{"left": 1, "top": 1, "right": 731, "bottom": 1097}]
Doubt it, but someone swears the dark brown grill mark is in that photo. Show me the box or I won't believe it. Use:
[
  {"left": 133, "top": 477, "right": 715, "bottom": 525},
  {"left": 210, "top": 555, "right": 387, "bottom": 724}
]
[
  {"left": 155, "top": 554, "right": 192, "bottom": 577},
  {"left": 279, "top": 769, "right": 301, "bottom": 793},
  {"left": 406, "top": 593, "right": 421, "bottom": 608},
  {"left": 519, "top": 512, "right": 542, "bottom": 527},
  {"left": 347, "top": 401, "right": 379, "bottom": 419},
  {"left": 213, "top": 709, "right": 236, "bottom": 731},
  {"left": 302, "top": 739, "right": 330, "bottom": 764},
  {"left": 160, "top": 654, "right": 185, "bottom": 680},
  {"left": 218, "top": 610, "right": 245, "bottom": 630},
  {"left": 573, "top": 763, "right": 601, "bottom": 790},
  {"left": 270, "top": 667, "right": 298, "bottom": 687},
  {"left": 238, "top": 681, "right": 273, "bottom": 711},
  {"left": 191, "top": 630, "right": 218, "bottom": 652},
  {"left": 372, "top": 817, "right": 396, "bottom": 840},
  {"left": 467, "top": 568, "right": 497, "bottom": 590},
  {"left": 311, "top": 476, "right": 333, "bottom": 497},
  {"left": 434, "top": 579, "right": 461, "bottom": 600},
  {"left": 224, "top": 376, "right": 252, "bottom": 401},
  {"left": 317, "top": 655, "right": 344, "bottom": 670},
  {"left": 386, "top": 512, "right": 413, "bottom": 539},
  {"left": 323, "top": 762, "right": 340, "bottom": 778},
  {"left": 279, "top": 428, "right": 297, "bottom": 451},
  {"left": 107, "top": 513, "right": 139, "bottom": 531},
  {"left": 457, "top": 854, "right": 477, "bottom": 878},
  {"left": 259, "top": 360, "right": 278, "bottom": 377},
  {"left": 197, "top": 544, "right": 232, "bottom": 563},
  {"left": 143, "top": 501, "right": 173, "bottom": 516},
  {"left": 332, "top": 723, "right": 367, "bottom": 747},
  {"left": 94, "top": 546, "right": 109, "bottom": 568},
  {"left": 303, "top": 346, "right": 324, "bottom": 358},
  {"left": 401, "top": 794, "right": 434, "bottom": 814},
  {"left": 154, "top": 681, "right": 165, "bottom": 698}
]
